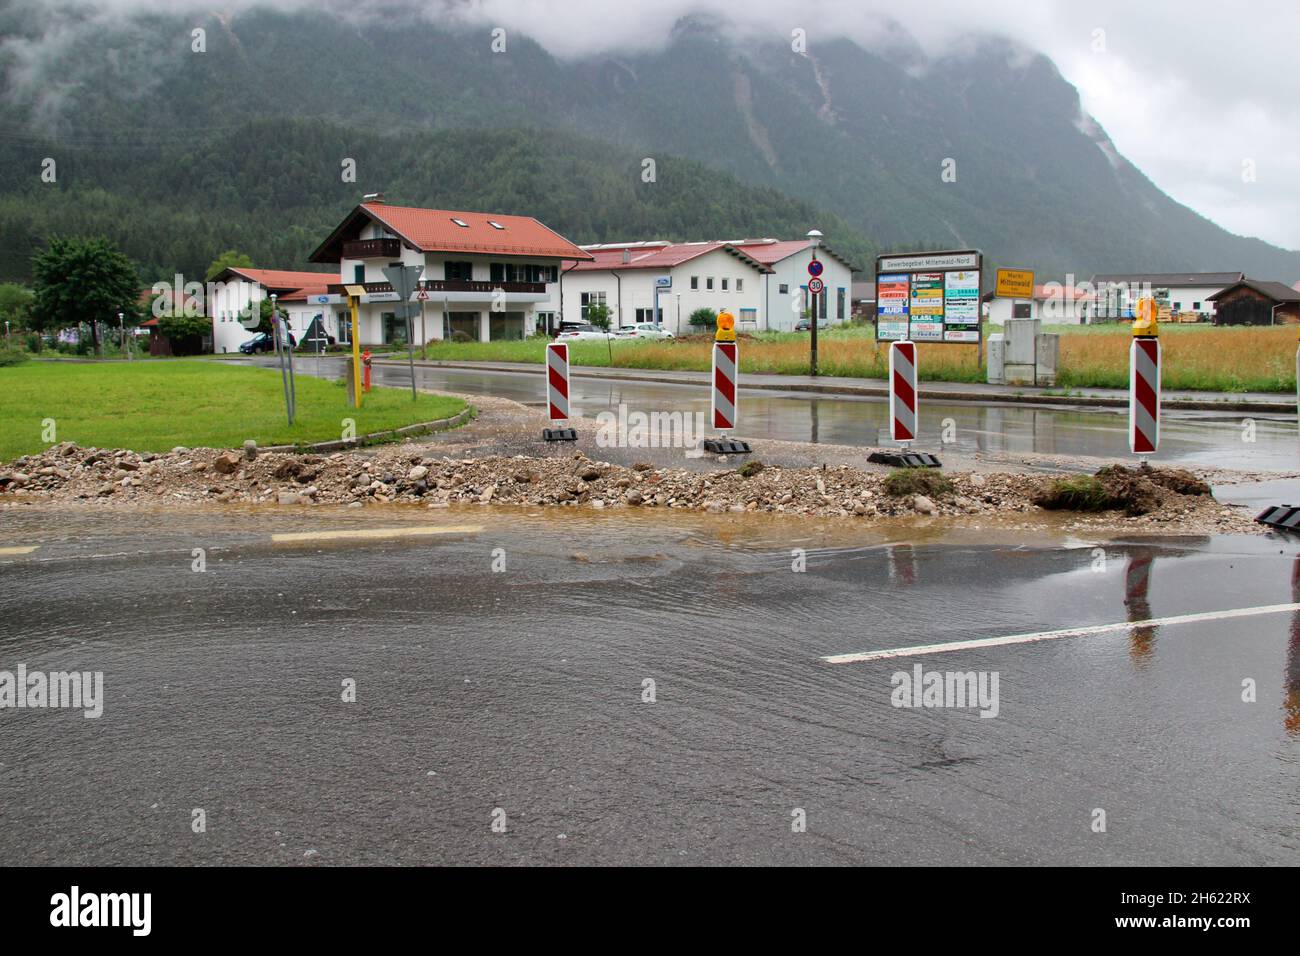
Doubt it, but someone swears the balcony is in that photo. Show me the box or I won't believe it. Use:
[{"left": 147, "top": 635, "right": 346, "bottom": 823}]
[
  {"left": 327, "top": 280, "right": 547, "bottom": 297},
  {"left": 424, "top": 279, "right": 546, "bottom": 295},
  {"left": 342, "top": 238, "right": 402, "bottom": 259}
]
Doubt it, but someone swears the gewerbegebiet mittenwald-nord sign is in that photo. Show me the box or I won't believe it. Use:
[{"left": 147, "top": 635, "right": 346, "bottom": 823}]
[{"left": 874, "top": 250, "right": 983, "bottom": 344}]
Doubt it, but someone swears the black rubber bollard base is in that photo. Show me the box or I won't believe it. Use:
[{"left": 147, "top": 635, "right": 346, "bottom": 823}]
[{"left": 868, "top": 451, "right": 942, "bottom": 468}]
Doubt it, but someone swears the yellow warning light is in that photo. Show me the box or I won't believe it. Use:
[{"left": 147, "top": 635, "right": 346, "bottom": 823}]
[
  {"left": 715, "top": 309, "right": 736, "bottom": 342},
  {"left": 1132, "top": 297, "right": 1159, "bottom": 338}
]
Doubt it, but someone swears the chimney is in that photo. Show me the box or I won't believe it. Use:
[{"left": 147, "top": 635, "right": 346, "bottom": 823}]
[
  {"left": 362, "top": 192, "right": 385, "bottom": 204},
  {"left": 622, "top": 248, "right": 631, "bottom": 264}
]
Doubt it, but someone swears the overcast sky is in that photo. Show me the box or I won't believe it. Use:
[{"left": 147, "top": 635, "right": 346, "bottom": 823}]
[
  {"left": 15, "top": 0, "right": 1300, "bottom": 249},
  {"left": 447, "top": 0, "right": 1300, "bottom": 250}
]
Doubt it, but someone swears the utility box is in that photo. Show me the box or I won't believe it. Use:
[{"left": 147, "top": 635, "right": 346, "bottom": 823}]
[
  {"left": 1003, "top": 362, "right": 1037, "bottom": 386},
  {"left": 1005, "top": 318, "right": 1040, "bottom": 365},
  {"left": 1003, "top": 318, "right": 1042, "bottom": 385},
  {"left": 986, "top": 333, "right": 1005, "bottom": 384},
  {"left": 1035, "top": 333, "right": 1060, "bottom": 387}
]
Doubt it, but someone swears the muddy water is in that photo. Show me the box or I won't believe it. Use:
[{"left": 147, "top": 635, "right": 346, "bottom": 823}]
[
  {"left": 1, "top": 500, "right": 1297, "bottom": 865},
  {"left": 269, "top": 357, "right": 1300, "bottom": 471}
]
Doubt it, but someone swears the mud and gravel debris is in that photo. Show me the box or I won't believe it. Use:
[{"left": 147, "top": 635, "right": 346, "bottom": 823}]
[{"left": 0, "top": 441, "right": 1260, "bottom": 533}]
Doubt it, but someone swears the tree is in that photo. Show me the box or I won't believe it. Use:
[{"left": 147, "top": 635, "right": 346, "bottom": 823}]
[
  {"left": 206, "top": 249, "right": 254, "bottom": 282},
  {"left": 0, "top": 283, "right": 33, "bottom": 348},
  {"left": 586, "top": 303, "right": 613, "bottom": 362},
  {"left": 30, "top": 237, "right": 140, "bottom": 356},
  {"left": 155, "top": 312, "right": 211, "bottom": 356},
  {"left": 688, "top": 307, "right": 717, "bottom": 330},
  {"left": 587, "top": 302, "right": 611, "bottom": 331}
]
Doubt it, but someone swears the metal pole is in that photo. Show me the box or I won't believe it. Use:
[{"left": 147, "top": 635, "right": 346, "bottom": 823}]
[
  {"left": 271, "top": 295, "right": 292, "bottom": 426},
  {"left": 407, "top": 307, "right": 417, "bottom": 400},
  {"left": 350, "top": 296, "right": 363, "bottom": 408},
  {"left": 420, "top": 296, "right": 427, "bottom": 360},
  {"left": 810, "top": 288, "right": 819, "bottom": 376},
  {"left": 284, "top": 310, "right": 297, "bottom": 423},
  {"left": 807, "top": 229, "right": 823, "bottom": 378}
]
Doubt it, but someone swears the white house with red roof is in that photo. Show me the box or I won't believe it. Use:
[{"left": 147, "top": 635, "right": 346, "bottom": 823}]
[
  {"left": 985, "top": 283, "right": 1096, "bottom": 325},
  {"left": 207, "top": 267, "right": 339, "bottom": 354},
  {"left": 308, "top": 196, "right": 592, "bottom": 345},
  {"left": 561, "top": 237, "right": 856, "bottom": 334}
]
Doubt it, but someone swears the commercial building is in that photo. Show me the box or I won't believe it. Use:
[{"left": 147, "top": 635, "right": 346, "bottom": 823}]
[
  {"left": 562, "top": 237, "right": 856, "bottom": 334},
  {"left": 308, "top": 196, "right": 591, "bottom": 345}
]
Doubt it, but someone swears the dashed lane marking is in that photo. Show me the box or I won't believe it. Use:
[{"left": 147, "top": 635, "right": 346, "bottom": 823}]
[{"left": 271, "top": 525, "right": 482, "bottom": 544}]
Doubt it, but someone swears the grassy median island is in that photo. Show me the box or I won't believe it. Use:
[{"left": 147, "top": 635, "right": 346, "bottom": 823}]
[
  {"left": 414, "top": 323, "right": 1299, "bottom": 392},
  {"left": 0, "top": 361, "right": 468, "bottom": 461}
]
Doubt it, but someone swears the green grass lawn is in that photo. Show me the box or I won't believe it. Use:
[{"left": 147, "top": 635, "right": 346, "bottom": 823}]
[{"left": 0, "top": 361, "right": 468, "bottom": 462}]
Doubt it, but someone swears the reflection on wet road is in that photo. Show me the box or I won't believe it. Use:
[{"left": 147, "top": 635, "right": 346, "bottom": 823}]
[
  {"left": 270, "top": 356, "right": 1300, "bottom": 470},
  {"left": 1, "top": 505, "right": 1296, "bottom": 865}
]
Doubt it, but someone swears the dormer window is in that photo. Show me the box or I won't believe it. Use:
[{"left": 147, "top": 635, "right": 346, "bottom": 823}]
[{"left": 450, "top": 218, "right": 469, "bottom": 228}]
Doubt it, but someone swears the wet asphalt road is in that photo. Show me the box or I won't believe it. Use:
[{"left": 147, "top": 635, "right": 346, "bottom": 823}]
[
  {"left": 1, "top": 506, "right": 1296, "bottom": 865},
  {"left": 263, "top": 354, "right": 1300, "bottom": 471}
]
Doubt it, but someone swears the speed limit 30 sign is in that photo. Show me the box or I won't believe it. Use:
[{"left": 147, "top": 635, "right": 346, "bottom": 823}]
[{"left": 808, "top": 277, "right": 825, "bottom": 295}]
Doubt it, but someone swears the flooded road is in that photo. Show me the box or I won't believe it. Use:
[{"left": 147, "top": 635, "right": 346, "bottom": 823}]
[
  {"left": 1, "top": 504, "right": 1296, "bottom": 865},
  {"left": 268, "top": 355, "right": 1300, "bottom": 471}
]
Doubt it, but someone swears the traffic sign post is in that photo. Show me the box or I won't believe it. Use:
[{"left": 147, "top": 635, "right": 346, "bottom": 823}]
[
  {"left": 542, "top": 342, "right": 576, "bottom": 442},
  {"left": 416, "top": 287, "right": 429, "bottom": 360},
  {"left": 382, "top": 264, "right": 425, "bottom": 401},
  {"left": 344, "top": 284, "right": 366, "bottom": 409},
  {"left": 807, "top": 255, "right": 822, "bottom": 376}
]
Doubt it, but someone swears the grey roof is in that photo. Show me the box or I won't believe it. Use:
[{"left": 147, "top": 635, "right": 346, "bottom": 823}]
[
  {"left": 1206, "top": 278, "right": 1300, "bottom": 303},
  {"left": 1090, "top": 272, "right": 1243, "bottom": 288}
]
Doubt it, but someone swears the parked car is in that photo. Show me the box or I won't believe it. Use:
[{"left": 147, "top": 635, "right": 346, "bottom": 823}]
[
  {"left": 794, "top": 319, "right": 829, "bottom": 332},
  {"left": 239, "top": 331, "right": 296, "bottom": 354},
  {"left": 556, "top": 324, "right": 614, "bottom": 341},
  {"left": 615, "top": 323, "right": 674, "bottom": 340}
]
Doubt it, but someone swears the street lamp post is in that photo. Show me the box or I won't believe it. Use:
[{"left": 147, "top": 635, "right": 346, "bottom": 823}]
[
  {"left": 118, "top": 312, "right": 131, "bottom": 361},
  {"left": 807, "top": 229, "right": 823, "bottom": 377}
]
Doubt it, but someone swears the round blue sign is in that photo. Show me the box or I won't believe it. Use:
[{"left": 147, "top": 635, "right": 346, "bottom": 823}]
[{"left": 807, "top": 259, "right": 824, "bottom": 277}]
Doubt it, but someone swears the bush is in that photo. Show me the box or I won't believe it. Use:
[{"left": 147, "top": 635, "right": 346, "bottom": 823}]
[
  {"left": 24, "top": 332, "right": 42, "bottom": 353},
  {"left": 688, "top": 307, "right": 717, "bottom": 329},
  {"left": 0, "top": 349, "right": 30, "bottom": 367},
  {"left": 883, "top": 467, "right": 953, "bottom": 498},
  {"left": 451, "top": 330, "right": 473, "bottom": 343}
]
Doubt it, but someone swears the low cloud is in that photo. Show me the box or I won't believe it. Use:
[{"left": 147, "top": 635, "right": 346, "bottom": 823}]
[{"left": 5, "top": 0, "right": 1297, "bottom": 250}]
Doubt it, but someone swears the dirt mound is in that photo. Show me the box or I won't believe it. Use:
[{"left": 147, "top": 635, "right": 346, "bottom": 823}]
[{"left": 1036, "top": 463, "right": 1211, "bottom": 516}]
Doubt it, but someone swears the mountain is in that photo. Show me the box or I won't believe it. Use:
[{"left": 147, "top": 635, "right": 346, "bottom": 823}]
[
  {"left": 1, "top": 4, "right": 1296, "bottom": 284},
  {"left": 0, "top": 120, "right": 875, "bottom": 283}
]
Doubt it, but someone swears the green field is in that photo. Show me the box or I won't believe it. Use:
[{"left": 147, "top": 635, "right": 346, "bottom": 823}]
[{"left": 0, "top": 361, "right": 468, "bottom": 462}]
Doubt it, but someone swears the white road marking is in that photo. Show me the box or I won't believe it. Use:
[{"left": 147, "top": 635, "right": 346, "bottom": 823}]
[
  {"left": 271, "top": 525, "right": 482, "bottom": 544},
  {"left": 821, "top": 602, "right": 1300, "bottom": 664},
  {"left": 0, "top": 545, "right": 39, "bottom": 556}
]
